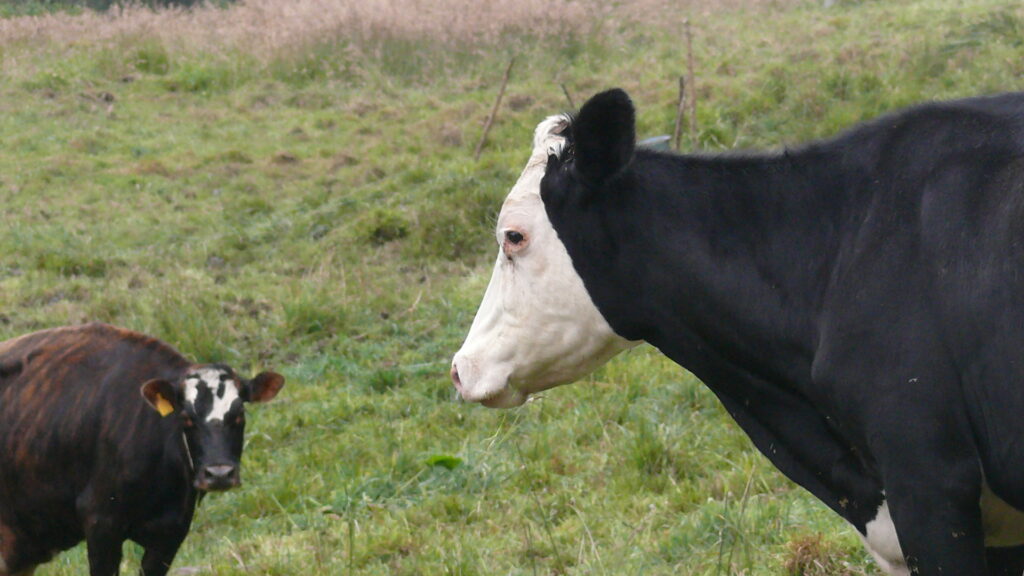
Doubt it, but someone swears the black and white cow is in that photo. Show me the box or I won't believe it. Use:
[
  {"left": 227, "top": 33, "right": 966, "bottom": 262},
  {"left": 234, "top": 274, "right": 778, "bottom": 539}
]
[
  {"left": 0, "top": 323, "right": 284, "bottom": 576},
  {"left": 451, "top": 89, "right": 1024, "bottom": 575}
]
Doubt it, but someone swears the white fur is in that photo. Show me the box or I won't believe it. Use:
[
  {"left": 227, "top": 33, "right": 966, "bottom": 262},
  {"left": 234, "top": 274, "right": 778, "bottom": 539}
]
[
  {"left": 861, "top": 500, "right": 909, "bottom": 576},
  {"left": 860, "top": 486, "right": 1024, "bottom": 575},
  {"left": 452, "top": 116, "right": 637, "bottom": 407},
  {"left": 183, "top": 367, "right": 240, "bottom": 422}
]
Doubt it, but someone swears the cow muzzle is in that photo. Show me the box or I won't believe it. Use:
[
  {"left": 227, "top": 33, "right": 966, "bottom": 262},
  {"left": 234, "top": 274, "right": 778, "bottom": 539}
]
[
  {"left": 450, "top": 359, "right": 526, "bottom": 408},
  {"left": 195, "top": 463, "right": 241, "bottom": 492}
]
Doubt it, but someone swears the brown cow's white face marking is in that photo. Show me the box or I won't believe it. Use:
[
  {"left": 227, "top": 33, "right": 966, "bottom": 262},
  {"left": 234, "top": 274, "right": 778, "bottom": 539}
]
[
  {"left": 184, "top": 367, "right": 241, "bottom": 422},
  {"left": 450, "top": 116, "right": 637, "bottom": 408}
]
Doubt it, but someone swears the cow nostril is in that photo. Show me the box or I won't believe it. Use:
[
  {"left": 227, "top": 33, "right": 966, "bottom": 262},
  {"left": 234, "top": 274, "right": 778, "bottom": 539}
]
[
  {"left": 205, "top": 465, "right": 235, "bottom": 479},
  {"left": 450, "top": 364, "right": 463, "bottom": 393}
]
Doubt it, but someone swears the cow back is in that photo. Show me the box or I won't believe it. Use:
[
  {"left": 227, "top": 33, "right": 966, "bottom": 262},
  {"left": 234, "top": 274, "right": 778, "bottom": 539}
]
[{"left": 0, "top": 323, "right": 192, "bottom": 560}]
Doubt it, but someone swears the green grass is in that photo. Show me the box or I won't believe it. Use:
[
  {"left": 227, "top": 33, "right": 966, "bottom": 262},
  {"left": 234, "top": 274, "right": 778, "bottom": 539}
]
[{"left": 2, "top": 0, "right": 1023, "bottom": 573}]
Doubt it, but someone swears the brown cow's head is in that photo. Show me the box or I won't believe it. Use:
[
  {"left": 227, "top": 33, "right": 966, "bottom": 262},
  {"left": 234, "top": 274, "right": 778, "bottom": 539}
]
[{"left": 141, "top": 364, "right": 284, "bottom": 492}]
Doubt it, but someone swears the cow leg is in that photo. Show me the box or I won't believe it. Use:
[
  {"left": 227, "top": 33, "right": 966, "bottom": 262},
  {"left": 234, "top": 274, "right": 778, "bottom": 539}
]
[
  {"left": 0, "top": 528, "right": 38, "bottom": 576},
  {"left": 882, "top": 473, "right": 986, "bottom": 575},
  {"left": 86, "top": 543, "right": 122, "bottom": 576},
  {"left": 84, "top": 519, "right": 124, "bottom": 576},
  {"left": 139, "top": 543, "right": 182, "bottom": 576},
  {"left": 86, "top": 538, "right": 123, "bottom": 576},
  {"left": 870, "top": 400, "right": 987, "bottom": 576},
  {"left": 986, "top": 545, "right": 1024, "bottom": 576}
]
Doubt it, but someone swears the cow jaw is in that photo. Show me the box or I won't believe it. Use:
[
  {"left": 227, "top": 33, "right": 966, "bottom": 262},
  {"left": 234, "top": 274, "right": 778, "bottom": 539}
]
[{"left": 451, "top": 116, "right": 636, "bottom": 408}]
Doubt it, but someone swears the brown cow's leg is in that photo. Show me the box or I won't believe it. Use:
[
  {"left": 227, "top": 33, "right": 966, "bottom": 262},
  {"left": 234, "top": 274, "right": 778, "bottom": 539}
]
[
  {"left": 84, "top": 518, "right": 124, "bottom": 576},
  {"left": 86, "top": 541, "right": 122, "bottom": 576},
  {"left": 140, "top": 545, "right": 180, "bottom": 576},
  {"left": 0, "top": 522, "right": 10, "bottom": 575},
  {"left": 0, "top": 524, "right": 34, "bottom": 576}
]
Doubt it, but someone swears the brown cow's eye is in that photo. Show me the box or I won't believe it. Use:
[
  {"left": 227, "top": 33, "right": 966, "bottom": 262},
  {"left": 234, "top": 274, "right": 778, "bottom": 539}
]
[{"left": 505, "top": 230, "right": 525, "bottom": 245}]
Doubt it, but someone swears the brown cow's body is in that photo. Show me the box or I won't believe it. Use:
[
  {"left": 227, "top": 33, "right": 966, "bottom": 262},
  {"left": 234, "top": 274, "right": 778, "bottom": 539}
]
[{"left": 0, "top": 323, "right": 283, "bottom": 576}]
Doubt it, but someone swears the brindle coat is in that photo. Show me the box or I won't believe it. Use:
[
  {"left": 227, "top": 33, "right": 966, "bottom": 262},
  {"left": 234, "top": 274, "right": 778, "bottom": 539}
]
[{"left": 0, "top": 323, "right": 283, "bottom": 576}]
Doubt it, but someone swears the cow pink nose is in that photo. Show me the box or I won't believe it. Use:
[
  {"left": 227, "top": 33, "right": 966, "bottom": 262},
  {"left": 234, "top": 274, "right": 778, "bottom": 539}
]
[
  {"left": 205, "top": 465, "right": 235, "bottom": 480},
  {"left": 450, "top": 363, "right": 463, "bottom": 394}
]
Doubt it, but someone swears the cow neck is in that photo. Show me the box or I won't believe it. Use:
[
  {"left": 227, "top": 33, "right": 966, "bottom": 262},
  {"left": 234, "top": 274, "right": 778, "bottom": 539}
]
[{"left": 549, "top": 146, "right": 855, "bottom": 393}]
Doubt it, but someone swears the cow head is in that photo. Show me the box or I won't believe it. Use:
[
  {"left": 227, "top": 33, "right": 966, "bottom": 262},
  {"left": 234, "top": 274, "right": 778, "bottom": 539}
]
[
  {"left": 141, "top": 365, "right": 284, "bottom": 491},
  {"left": 450, "top": 91, "right": 640, "bottom": 408}
]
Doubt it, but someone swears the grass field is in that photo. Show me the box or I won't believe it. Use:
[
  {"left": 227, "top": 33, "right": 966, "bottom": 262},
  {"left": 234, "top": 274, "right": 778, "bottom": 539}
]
[{"left": 2, "top": 0, "right": 1023, "bottom": 573}]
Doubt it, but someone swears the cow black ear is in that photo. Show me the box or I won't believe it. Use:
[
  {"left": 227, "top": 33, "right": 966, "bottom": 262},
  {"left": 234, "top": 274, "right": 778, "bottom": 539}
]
[
  {"left": 141, "top": 379, "right": 178, "bottom": 417},
  {"left": 572, "top": 88, "right": 636, "bottom": 187},
  {"left": 244, "top": 371, "right": 284, "bottom": 404}
]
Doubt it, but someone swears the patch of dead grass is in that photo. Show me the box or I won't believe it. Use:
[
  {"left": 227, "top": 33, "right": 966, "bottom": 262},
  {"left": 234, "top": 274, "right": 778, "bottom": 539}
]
[
  {"left": 784, "top": 533, "right": 868, "bottom": 576},
  {"left": 0, "top": 0, "right": 810, "bottom": 77}
]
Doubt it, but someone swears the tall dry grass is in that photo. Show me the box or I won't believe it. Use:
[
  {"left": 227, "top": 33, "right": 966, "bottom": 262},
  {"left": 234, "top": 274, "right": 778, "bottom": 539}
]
[
  {"left": 0, "top": 0, "right": 808, "bottom": 79},
  {"left": 0, "top": 0, "right": 587, "bottom": 69}
]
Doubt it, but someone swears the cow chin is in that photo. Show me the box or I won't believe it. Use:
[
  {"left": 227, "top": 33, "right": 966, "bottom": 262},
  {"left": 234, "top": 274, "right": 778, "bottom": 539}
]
[
  {"left": 460, "top": 379, "right": 527, "bottom": 408},
  {"left": 479, "top": 386, "right": 528, "bottom": 408},
  {"left": 195, "top": 477, "right": 240, "bottom": 492}
]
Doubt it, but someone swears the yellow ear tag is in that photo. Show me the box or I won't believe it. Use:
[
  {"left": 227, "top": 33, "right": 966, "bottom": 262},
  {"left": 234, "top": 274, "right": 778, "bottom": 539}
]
[{"left": 155, "top": 395, "right": 174, "bottom": 417}]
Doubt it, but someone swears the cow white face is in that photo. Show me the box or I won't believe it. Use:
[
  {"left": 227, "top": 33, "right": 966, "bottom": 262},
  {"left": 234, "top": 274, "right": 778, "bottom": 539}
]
[
  {"left": 183, "top": 367, "right": 242, "bottom": 423},
  {"left": 450, "top": 116, "right": 637, "bottom": 408}
]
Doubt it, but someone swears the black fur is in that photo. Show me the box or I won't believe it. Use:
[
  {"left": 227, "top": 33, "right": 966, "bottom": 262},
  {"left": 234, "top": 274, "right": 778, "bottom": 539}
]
[
  {"left": 542, "top": 89, "right": 1024, "bottom": 576},
  {"left": 570, "top": 88, "right": 636, "bottom": 187}
]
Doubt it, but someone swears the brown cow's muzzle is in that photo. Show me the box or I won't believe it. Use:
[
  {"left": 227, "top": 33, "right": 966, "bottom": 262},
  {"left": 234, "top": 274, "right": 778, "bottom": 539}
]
[{"left": 195, "top": 463, "right": 241, "bottom": 492}]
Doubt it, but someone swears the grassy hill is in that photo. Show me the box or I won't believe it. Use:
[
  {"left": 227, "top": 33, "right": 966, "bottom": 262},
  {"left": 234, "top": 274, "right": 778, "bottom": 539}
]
[{"left": 1, "top": 0, "right": 1022, "bottom": 573}]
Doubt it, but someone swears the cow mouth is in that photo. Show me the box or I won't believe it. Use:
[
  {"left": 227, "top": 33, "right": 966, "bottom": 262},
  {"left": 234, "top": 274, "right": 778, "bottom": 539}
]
[
  {"left": 195, "top": 478, "right": 241, "bottom": 492},
  {"left": 480, "top": 389, "right": 527, "bottom": 408},
  {"left": 451, "top": 365, "right": 526, "bottom": 408},
  {"left": 472, "top": 383, "right": 527, "bottom": 408}
]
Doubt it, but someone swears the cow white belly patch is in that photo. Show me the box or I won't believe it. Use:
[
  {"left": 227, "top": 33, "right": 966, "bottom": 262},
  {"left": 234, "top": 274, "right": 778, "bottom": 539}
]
[
  {"left": 861, "top": 500, "right": 909, "bottom": 576},
  {"left": 861, "top": 487, "right": 1024, "bottom": 575}
]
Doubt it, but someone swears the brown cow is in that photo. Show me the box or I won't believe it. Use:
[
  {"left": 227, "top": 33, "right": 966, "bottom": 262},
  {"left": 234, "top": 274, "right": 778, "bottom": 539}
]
[{"left": 0, "top": 323, "right": 284, "bottom": 576}]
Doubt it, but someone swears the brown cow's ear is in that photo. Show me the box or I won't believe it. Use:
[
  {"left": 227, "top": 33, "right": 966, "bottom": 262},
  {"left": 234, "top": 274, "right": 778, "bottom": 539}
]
[
  {"left": 141, "top": 379, "right": 178, "bottom": 417},
  {"left": 245, "top": 372, "right": 284, "bottom": 403}
]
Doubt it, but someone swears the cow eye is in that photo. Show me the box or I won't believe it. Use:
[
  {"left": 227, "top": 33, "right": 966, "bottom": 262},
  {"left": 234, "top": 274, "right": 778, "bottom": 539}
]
[
  {"left": 234, "top": 414, "right": 245, "bottom": 426},
  {"left": 501, "top": 228, "right": 529, "bottom": 259},
  {"left": 181, "top": 414, "right": 195, "bottom": 428},
  {"left": 505, "top": 230, "right": 525, "bottom": 245}
]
